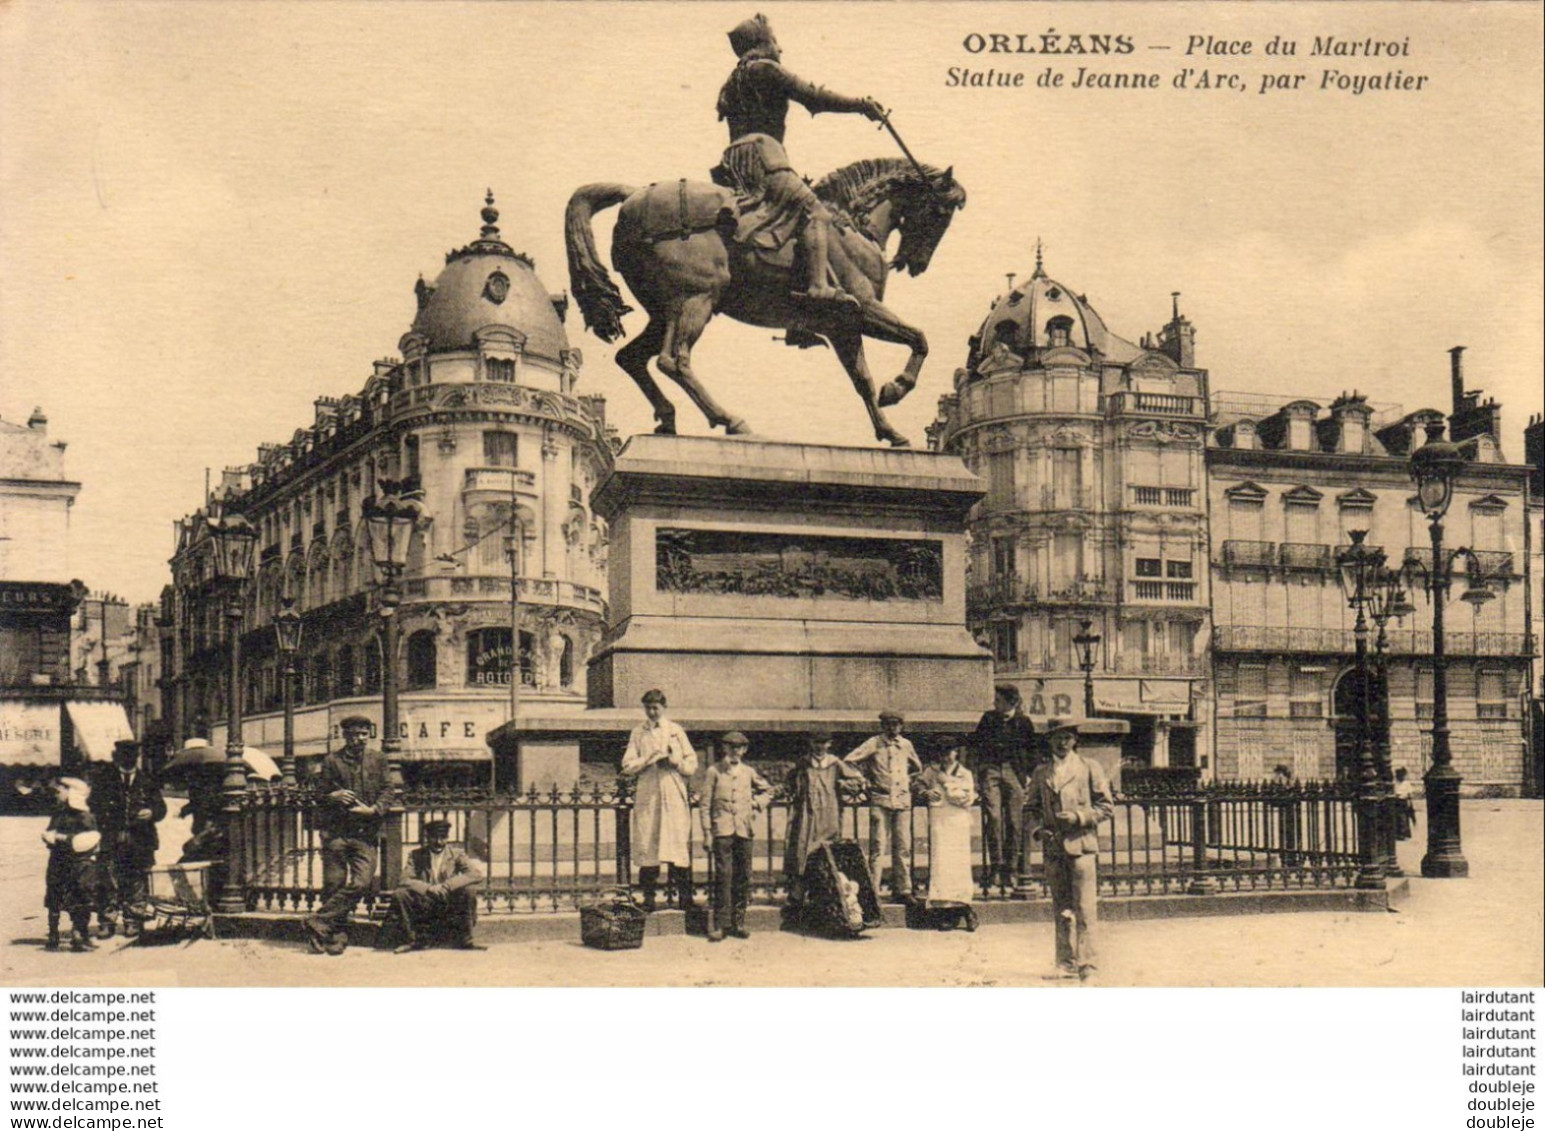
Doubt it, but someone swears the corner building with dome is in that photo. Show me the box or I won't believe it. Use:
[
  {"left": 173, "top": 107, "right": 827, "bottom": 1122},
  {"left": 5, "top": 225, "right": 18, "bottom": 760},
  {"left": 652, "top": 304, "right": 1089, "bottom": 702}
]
[
  {"left": 165, "top": 196, "right": 615, "bottom": 785},
  {"left": 929, "top": 255, "right": 1212, "bottom": 770}
]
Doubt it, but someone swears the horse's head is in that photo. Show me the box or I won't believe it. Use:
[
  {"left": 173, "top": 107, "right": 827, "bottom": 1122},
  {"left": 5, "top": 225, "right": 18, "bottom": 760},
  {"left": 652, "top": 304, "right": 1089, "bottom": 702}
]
[{"left": 892, "top": 166, "right": 966, "bottom": 277}]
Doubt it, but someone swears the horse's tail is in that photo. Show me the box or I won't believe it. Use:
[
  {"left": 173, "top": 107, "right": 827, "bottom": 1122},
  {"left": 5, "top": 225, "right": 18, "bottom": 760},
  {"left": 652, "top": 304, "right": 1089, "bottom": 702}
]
[{"left": 565, "top": 183, "right": 637, "bottom": 343}]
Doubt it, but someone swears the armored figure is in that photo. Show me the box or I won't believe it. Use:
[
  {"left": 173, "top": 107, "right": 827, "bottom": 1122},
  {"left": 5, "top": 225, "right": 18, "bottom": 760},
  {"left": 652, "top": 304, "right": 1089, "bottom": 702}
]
[{"left": 714, "top": 13, "right": 885, "bottom": 308}]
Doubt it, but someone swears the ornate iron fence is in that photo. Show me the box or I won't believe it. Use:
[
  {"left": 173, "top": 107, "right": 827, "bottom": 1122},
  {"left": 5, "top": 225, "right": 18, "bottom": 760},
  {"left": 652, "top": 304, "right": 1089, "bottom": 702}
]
[{"left": 230, "top": 775, "right": 1365, "bottom": 916}]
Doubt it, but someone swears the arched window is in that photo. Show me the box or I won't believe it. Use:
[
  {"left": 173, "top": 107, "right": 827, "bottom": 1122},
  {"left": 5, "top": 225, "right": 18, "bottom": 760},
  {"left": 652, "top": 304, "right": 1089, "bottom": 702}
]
[
  {"left": 362, "top": 637, "right": 382, "bottom": 695},
  {"left": 559, "top": 636, "right": 575, "bottom": 688},
  {"left": 311, "top": 653, "right": 331, "bottom": 705},
  {"left": 334, "top": 647, "right": 356, "bottom": 699},
  {"left": 406, "top": 630, "right": 437, "bottom": 690},
  {"left": 465, "top": 627, "right": 534, "bottom": 688},
  {"left": 1046, "top": 316, "right": 1074, "bottom": 348}
]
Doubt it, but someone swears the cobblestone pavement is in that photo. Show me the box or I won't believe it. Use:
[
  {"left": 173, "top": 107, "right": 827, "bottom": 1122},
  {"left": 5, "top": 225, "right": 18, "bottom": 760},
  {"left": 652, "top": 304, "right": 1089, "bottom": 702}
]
[{"left": 3, "top": 801, "right": 1539, "bottom": 988}]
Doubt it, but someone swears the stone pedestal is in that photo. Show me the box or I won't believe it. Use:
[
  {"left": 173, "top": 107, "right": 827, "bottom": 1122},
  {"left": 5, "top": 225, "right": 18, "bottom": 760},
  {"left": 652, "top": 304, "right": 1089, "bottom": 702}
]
[{"left": 587, "top": 435, "right": 991, "bottom": 714}]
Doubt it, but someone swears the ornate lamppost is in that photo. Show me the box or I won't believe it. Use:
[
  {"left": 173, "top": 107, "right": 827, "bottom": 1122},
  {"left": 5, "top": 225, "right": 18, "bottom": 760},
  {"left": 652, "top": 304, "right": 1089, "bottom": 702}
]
[
  {"left": 208, "top": 508, "right": 256, "bottom": 913},
  {"left": 273, "top": 597, "right": 302, "bottom": 789},
  {"left": 1336, "top": 528, "right": 1388, "bottom": 889},
  {"left": 1365, "top": 559, "right": 1416, "bottom": 877},
  {"left": 1406, "top": 420, "right": 1491, "bottom": 878},
  {"left": 1072, "top": 620, "right": 1101, "bottom": 718},
  {"left": 362, "top": 481, "right": 425, "bottom": 793}
]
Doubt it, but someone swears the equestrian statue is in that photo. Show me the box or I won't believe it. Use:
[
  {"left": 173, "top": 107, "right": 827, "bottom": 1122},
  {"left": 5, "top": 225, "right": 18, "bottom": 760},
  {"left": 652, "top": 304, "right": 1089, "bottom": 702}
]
[{"left": 565, "top": 13, "right": 966, "bottom": 447}]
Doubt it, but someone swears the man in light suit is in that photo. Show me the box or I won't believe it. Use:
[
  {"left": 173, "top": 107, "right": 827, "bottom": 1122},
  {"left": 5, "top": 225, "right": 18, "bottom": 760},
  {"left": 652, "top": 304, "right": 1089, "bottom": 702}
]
[
  {"left": 1026, "top": 721, "right": 1114, "bottom": 983},
  {"left": 391, "top": 819, "right": 485, "bottom": 953}
]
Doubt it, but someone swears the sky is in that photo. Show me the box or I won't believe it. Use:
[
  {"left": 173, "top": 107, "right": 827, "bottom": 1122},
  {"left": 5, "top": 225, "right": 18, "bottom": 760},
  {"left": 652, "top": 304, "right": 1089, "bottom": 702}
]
[{"left": 2, "top": 1, "right": 1541, "bottom": 605}]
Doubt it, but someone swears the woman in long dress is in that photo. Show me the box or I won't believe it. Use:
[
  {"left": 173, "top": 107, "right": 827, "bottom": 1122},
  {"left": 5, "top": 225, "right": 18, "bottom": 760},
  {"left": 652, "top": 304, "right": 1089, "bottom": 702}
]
[
  {"left": 620, "top": 689, "right": 698, "bottom": 911},
  {"left": 782, "top": 733, "right": 865, "bottom": 907},
  {"left": 921, "top": 745, "right": 978, "bottom": 924}
]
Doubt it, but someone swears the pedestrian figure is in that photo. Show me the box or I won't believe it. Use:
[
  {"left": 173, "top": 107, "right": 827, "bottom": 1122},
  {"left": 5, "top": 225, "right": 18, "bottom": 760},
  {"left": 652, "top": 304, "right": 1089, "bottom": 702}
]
[
  {"left": 845, "top": 710, "right": 922, "bottom": 904},
  {"left": 620, "top": 689, "right": 698, "bottom": 912},
  {"left": 42, "top": 777, "right": 101, "bottom": 952},
  {"left": 392, "top": 818, "right": 485, "bottom": 953},
  {"left": 919, "top": 744, "right": 978, "bottom": 927},
  {"left": 783, "top": 732, "right": 865, "bottom": 908},
  {"left": 1026, "top": 721, "right": 1113, "bottom": 983},
  {"left": 90, "top": 740, "right": 166, "bottom": 938},
  {"left": 701, "top": 731, "right": 771, "bottom": 941},
  {"left": 970, "top": 684, "right": 1035, "bottom": 891},
  {"left": 1393, "top": 767, "right": 1417, "bottom": 841},
  {"left": 303, "top": 715, "right": 392, "bottom": 956}
]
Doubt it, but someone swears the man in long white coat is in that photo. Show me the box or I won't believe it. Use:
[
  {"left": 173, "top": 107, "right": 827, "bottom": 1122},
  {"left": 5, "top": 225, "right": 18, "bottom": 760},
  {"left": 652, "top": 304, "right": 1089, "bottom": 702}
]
[{"left": 620, "top": 689, "right": 699, "bottom": 911}]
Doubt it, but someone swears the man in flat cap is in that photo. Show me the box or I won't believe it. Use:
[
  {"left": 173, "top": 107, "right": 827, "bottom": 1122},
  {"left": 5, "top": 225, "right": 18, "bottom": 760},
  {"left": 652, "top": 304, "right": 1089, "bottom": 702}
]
[
  {"left": 1026, "top": 721, "right": 1114, "bottom": 983},
  {"left": 304, "top": 715, "right": 393, "bottom": 956},
  {"left": 845, "top": 710, "right": 923, "bottom": 903},
  {"left": 701, "top": 731, "right": 772, "bottom": 941},
  {"left": 391, "top": 818, "right": 485, "bottom": 953},
  {"left": 89, "top": 740, "right": 165, "bottom": 938},
  {"left": 970, "top": 685, "right": 1036, "bottom": 892}
]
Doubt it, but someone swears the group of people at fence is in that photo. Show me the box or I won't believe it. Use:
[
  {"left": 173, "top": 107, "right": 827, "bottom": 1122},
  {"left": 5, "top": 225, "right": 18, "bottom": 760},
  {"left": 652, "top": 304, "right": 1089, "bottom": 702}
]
[
  {"left": 36, "top": 684, "right": 1115, "bottom": 981},
  {"left": 615, "top": 685, "right": 1112, "bottom": 978}
]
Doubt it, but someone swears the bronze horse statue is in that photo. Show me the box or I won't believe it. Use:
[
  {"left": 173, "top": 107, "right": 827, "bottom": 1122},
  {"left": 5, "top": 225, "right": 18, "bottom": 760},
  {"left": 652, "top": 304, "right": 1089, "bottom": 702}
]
[{"left": 565, "top": 158, "right": 966, "bottom": 447}]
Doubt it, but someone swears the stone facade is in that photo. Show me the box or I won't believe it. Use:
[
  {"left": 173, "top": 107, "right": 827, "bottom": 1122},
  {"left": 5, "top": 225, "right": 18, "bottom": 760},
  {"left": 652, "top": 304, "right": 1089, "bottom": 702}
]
[
  {"left": 930, "top": 260, "right": 1212, "bottom": 768},
  {"left": 164, "top": 196, "right": 614, "bottom": 781}
]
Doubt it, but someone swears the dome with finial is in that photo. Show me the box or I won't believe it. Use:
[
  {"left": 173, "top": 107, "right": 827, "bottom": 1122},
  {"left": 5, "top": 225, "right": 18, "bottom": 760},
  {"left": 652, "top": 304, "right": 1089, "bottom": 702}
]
[
  {"left": 409, "top": 190, "right": 570, "bottom": 361},
  {"left": 969, "top": 242, "right": 1144, "bottom": 373}
]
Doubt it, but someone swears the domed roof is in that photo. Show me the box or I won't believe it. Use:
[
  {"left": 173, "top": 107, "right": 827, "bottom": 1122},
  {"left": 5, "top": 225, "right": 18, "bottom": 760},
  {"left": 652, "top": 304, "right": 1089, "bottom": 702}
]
[
  {"left": 409, "top": 192, "right": 569, "bottom": 361},
  {"left": 975, "top": 250, "right": 1143, "bottom": 365}
]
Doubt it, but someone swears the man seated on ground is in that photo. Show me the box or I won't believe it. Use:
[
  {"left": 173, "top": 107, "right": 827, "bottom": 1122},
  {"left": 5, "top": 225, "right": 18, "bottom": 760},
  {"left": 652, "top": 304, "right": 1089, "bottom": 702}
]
[{"left": 392, "top": 819, "right": 485, "bottom": 953}]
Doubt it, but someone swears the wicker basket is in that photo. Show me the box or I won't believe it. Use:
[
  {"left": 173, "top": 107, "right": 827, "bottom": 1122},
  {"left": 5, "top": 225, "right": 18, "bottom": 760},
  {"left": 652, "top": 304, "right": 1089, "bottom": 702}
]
[{"left": 580, "top": 898, "right": 647, "bottom": 951}]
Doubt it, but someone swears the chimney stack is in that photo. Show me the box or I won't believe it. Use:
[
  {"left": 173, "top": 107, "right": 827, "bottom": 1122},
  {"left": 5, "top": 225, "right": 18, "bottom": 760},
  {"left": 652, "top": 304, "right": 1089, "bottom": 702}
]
[{"left": 1449, "top": 346, "right": 1467, "bottom": 416}]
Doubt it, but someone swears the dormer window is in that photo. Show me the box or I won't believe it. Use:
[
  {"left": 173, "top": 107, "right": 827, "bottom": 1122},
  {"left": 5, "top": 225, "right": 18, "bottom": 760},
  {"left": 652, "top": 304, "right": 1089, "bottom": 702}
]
[
  {"left": 1046, "top": 316, "right": 1074, "bottom": 348},
  {"left": 486, "top": 358, "right": 515, "bottom": 383}
]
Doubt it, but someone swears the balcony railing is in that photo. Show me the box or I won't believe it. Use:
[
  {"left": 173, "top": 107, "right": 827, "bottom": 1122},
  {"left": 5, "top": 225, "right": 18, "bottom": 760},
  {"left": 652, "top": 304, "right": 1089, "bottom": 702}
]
[
  {"left": 1038, "top": 486, "right": 1097, "bottom": 511},
  {"left": 1279, "top": 542, "right": 1333, "bottom": 571},
  {"left": 1130, "top": 486, "right": 1197, "bottom": 508},
  {"left": 398, "top": 574, "right": 606, "bottom": 614},
  {"left": 1129, "top": 580, "right": 1197, "bottom": 602},
  {"left": 1108, "top": 391, "right": 1204, "bottom": 418},
  {"left": 966, "top": 575, "right": 1037, "bottom": 611},
  {"left": 232, "top": 777, "right": 1363, "bottom": 917},
  {"left": 1113, "top": 652, "right": 1204, "bottom": 675},
  {"left": 1213, "top": 625, "right": 1531, "bottom": 657},
  {"left": 463, "top": 467, "right": 539, "bottom": 497},
  {"left": 1222, "top": 540, "right": 1276, "bottom": 568}
]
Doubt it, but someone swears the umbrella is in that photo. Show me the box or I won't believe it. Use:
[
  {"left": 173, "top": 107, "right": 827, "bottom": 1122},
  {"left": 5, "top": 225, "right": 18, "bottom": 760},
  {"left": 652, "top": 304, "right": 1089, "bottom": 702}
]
[{"left": 165, "top": 739, "right": 281, "bottom": 781}]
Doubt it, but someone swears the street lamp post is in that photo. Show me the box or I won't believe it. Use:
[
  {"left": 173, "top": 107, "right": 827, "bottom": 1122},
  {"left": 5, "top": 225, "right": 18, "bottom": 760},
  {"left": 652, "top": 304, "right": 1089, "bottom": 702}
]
[
  {"left": 1407, "top": 420, "right": 1490, "bottom": 878},
  {"left": 1072, "top": 620, "right": 1101, "bottom": 718},
  {"left": 273, "top": 598, "right": 303, "bottom": 789},
  {"left": 207, "top": 508, "right": 256, "bottom": 914},
  {"left": 1365, "top": 559, "right": 1416, "bottom": 877},
  {"left": 362, "top": 481, "right": 425, "bottom": 794},
  {"left": 1336, "top": 528, "right": 1388, "bottom": 890}
]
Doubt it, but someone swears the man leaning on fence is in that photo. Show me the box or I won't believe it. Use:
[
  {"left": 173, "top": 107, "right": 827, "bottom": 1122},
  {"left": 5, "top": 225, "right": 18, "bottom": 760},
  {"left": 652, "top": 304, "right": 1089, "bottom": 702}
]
[
  {"left": 970, "top": 685, "right": 1036, "bottom": 891},
  {"left": 844, "top": 709, "right": 923, "bottom": 904},
  {"left": 304, "top": 715, "right": 392, "bottom": 956},
  {"left": 1026, "top": 721, "right": 1113, "bottom": 984},
  {"left": 392, "top": 818, "right": 485, "bottom": 953}
]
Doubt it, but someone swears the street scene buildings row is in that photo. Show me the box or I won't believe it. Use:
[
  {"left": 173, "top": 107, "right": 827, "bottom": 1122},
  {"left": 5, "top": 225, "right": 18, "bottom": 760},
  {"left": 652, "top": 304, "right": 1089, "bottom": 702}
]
[{"left": 2, "top": 199, "right": 1539, "bottom": 795}]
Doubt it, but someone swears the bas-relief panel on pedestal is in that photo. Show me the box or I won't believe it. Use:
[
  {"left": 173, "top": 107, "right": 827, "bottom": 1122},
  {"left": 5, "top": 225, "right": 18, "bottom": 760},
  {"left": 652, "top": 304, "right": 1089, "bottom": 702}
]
[{"left": 654, "top": 528, "right": 943, "bottom": 602}]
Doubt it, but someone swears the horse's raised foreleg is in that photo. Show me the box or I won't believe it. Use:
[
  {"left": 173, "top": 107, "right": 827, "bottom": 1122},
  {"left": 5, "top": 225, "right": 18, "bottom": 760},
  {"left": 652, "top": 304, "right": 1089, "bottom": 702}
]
[
  {"left": 615, "top": 317, "right": 676, "bottom": 434},
  {"left": 829, "top": 331, "right": 910, "bottom": 448},
  {"left": 657, "top": 293, "right": 750, "bottom": 435},
  {"left": 849, "top": 300, "right": 929, "bottom": 408}
]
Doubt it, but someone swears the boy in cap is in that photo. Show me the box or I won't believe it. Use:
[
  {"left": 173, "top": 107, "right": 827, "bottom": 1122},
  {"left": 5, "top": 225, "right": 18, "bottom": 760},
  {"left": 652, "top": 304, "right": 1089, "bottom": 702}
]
[
  {"left": 845, "top": 710, "right": 923, "bottom": 903},
  {"left": 701, "top": 731, "right": 771, "bottom": 941},
  {"left": 1026, "top": 721, "right": 1114, "bottom": 983},
  {"left": 42, "top": 778, "right": 101, "bottom": 952},
  {"left": 621, "top": 689, "right": 698, "bottom": 912},
  {"left": 304, "top": 715, "right": 392, "bottom": 956},
  {"left": 392, "top": 818, "right": 485, "bottom": 953}
]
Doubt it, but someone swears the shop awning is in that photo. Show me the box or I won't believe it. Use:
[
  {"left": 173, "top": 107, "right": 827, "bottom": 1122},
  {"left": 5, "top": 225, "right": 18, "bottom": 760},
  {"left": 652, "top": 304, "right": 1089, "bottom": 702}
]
[
  {"left": 65, "top": 701, "right": 135, "bottom": 762},
  {"left": 0, "top": 702, "right": 61, "bottom": 766}
]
